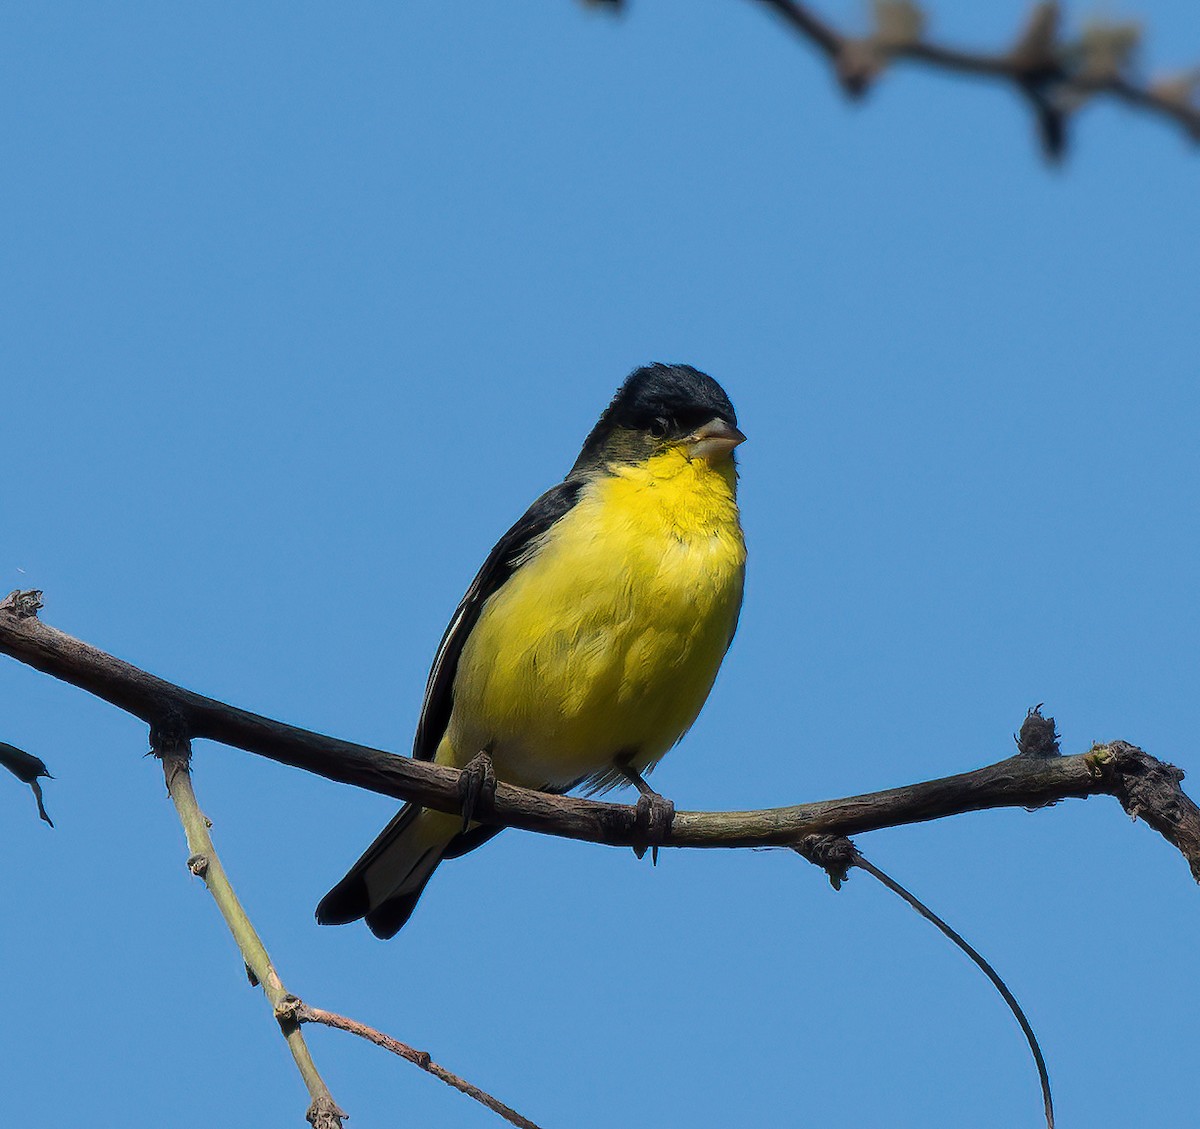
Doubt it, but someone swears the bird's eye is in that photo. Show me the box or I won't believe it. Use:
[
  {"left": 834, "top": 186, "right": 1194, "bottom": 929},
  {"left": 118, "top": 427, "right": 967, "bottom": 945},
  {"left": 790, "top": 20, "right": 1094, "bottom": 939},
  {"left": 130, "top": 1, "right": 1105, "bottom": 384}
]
[{"left": 650, "top": 417, "right": 670, "bottom": 438}]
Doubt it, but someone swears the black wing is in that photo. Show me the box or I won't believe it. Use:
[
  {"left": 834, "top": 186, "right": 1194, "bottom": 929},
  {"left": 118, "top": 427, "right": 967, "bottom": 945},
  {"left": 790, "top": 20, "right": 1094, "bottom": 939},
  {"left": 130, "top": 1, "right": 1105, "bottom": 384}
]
[
  {"left": 317, "top": 480, "right": 588, "bottom": 931},
  {"left": 412, "top": 477, "right": 585, "bottom": 761}
]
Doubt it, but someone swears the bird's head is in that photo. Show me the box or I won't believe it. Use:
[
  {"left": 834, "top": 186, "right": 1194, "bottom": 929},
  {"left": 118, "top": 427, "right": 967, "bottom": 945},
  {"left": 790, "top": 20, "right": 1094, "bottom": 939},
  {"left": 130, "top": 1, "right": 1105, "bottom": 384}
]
[{"left": 571, "top": 363, "right": 745, "bottom": 476}]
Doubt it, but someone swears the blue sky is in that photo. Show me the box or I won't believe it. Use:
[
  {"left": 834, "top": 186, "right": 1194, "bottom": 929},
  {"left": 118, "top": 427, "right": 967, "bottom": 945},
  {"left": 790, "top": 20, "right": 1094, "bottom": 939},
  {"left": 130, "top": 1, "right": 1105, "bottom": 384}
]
[{"left": 2, "top": 3, "right": 1198, "bottom": 1126}]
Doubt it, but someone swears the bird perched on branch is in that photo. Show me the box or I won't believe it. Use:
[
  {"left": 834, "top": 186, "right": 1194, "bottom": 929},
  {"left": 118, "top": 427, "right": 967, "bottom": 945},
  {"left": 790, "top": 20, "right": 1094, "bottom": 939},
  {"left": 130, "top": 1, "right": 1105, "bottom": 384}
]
[{"left": 316, "top": 363, "right": 746, "bottom": 937}]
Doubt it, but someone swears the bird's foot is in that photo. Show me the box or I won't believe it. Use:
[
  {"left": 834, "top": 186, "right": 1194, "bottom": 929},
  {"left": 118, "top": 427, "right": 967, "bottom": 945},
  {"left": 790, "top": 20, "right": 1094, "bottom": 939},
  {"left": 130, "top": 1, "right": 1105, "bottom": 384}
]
[
  {"left": 616, "top": 756, "right": 674, "bottom": 864},
  {"left": 632, "top": 791, "right": 675, "bottom": 865},
  {"left": 458, "top": 748, "right": 497, "bottom": 833}
]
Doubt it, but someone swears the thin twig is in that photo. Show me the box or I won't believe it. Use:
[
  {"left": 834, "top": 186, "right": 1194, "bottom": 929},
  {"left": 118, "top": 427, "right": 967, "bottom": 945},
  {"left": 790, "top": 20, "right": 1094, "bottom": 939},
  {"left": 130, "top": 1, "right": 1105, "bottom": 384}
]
[
  {"left": 156, "top": 739, "right": 347, "bottom": 1129},
  {"left": 0, "top": 740, "right": 55, "bottom": 826},
  {"left": 795, "top": 833, "right": 1053, "bottom": 1127},
  {"left": 3, "top": 593, "right": 1199, "bottom": 879},
  {"left": 295, "top": 1003, "right": 544, "bottom": 1129},
  {"left": 853, "top": 851, "right": 1055, "bottom": 1129}
]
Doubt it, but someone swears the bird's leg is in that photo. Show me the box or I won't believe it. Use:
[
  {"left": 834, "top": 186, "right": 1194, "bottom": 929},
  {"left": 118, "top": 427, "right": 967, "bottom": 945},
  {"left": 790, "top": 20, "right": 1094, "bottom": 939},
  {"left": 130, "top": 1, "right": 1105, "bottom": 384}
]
[
  {"left": 457, "top": 747, "right": 497, "bottom": 833},
  {"left": 616, "top": 754, "right": 675, "bottom": 865}
]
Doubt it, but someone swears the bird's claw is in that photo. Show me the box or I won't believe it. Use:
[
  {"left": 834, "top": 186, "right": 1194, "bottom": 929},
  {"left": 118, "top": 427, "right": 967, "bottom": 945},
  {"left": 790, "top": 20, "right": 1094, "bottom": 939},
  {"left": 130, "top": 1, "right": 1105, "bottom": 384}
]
[
  {"left": 632, "top": 791, "right": 675, "bottom": 865},
  {"left": 614, "top": 754, "right": 675, "bottom": 864},
  {"left": 458, "top": 749, "right": 497, "bottom": 833}
]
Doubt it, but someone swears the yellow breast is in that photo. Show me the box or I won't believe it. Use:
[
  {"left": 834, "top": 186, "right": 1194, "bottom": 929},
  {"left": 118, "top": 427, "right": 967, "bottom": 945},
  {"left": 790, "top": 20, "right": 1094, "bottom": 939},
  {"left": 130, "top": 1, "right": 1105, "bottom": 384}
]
[{"left": 444, "top": 448, "right": 746, "bottom": 790}]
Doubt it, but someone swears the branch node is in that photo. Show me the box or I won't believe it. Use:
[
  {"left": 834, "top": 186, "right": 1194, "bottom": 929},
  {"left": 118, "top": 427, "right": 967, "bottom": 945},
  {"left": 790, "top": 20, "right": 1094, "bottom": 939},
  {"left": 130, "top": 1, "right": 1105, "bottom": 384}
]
[
  {"left": 305, "top": 1095, "right": 347, "bottom": 1129},
  {"left": 795, "top": 833, "right": 857, "bottom": 889},
  {"left": 149, "top": 709, "right": 193, "bottom": 762},
  {"left": 186, "top": 852, "right": 209, "bottom": 877},
  {"left": 1074, "top": 18, "right": 1142, "bottom": 84},
  {"left": 1015, "top": 704, "right": 1061, "bottom": 758},
  {"left": 835, "top": 39, "right": 883, "bottom": 97},
  {"left": 1, "top": 589, "right": 44, "bottom": 619},
  {"left": 871, "top": 0, "right": 926, "bottom": 53},
  {"left": 1084, "top": 742, "right": 1115, "bottom": 776},
  {"left": 274, "top": 994, "right": 304, "bottom": 1027}
]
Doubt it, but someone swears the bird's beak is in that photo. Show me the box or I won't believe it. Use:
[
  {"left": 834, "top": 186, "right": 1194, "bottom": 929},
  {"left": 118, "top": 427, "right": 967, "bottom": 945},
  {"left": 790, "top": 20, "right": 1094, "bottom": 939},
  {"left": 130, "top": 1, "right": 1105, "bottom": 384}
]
[{"left": 688, "top": 418, "right": 747, "bottom": 464}]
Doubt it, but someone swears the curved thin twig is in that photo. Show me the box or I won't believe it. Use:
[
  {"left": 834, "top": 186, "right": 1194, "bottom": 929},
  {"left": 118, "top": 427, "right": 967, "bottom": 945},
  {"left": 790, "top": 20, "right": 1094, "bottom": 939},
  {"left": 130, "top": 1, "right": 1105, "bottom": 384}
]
[
  {"left": 853, "top": 851, "right": 1055, "bottom": 1129},
  {"left": 795, "top": 833, "right": 1053, "bottom": 1127}
]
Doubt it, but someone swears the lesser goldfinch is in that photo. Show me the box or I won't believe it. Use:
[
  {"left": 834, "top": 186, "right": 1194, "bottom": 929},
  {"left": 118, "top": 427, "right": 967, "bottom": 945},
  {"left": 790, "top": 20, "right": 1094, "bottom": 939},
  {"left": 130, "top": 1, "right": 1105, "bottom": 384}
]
[{"left": 317, "top": 363, "right": 746, "bottom": 937}]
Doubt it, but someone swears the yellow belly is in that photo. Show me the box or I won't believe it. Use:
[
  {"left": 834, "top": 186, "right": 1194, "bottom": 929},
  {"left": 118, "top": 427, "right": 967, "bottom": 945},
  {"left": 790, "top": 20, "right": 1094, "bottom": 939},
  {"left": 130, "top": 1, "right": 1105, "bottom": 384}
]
[{"left": 441, "top": 449, "right": 745, "bottom": 791}]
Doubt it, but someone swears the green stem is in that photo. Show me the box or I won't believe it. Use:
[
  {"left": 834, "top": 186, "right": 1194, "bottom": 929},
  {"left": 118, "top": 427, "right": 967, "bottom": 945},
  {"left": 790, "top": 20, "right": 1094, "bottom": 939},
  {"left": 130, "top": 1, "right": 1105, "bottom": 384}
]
[{"left": 160, "top": 749, "right": 346, "bottom": 1129}]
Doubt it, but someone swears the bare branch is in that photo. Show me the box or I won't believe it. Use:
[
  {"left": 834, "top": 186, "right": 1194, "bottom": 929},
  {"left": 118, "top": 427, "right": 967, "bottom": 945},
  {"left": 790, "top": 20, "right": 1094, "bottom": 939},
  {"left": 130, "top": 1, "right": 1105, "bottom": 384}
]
[
  {"left": 156, "top": 736, "right": 347, "bottom": 1128},
  {"left": 293, "top": 1003, "right": 544, "bottom": 1129},
  {"left": 3, "top": 591, "right": 1199, "bottom": 879},
  {"left": 750, "top": 1, "right": 1200, "bottom": 154}
]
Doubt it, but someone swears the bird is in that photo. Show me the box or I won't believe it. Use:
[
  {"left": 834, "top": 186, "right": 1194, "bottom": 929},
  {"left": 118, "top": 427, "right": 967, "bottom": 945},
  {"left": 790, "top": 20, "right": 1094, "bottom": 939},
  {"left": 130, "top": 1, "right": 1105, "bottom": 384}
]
[{"left": 316, "top": 362, "right": 746, "bottom": 938}]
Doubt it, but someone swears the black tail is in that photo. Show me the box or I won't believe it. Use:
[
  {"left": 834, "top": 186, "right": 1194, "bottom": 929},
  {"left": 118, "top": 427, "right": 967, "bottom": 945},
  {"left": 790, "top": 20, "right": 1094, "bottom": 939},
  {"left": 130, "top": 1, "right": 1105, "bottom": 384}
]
[
  {"left": 317, "top": 804, "right": 508, "bottom": 938},
  {"left": 315, "top": 803, "right": 437, "bottom": 936}
]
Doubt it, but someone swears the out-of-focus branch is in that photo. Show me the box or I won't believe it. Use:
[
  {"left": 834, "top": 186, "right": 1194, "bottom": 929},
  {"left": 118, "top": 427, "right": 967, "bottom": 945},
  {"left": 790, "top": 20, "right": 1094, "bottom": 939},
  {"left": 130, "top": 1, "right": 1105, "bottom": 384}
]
[
  {"left": 749, "top": 2, "right": 1200, "bottom": 157},
  {"left": 3, "top": 591, "right": 1199, "bottom": 881}
]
